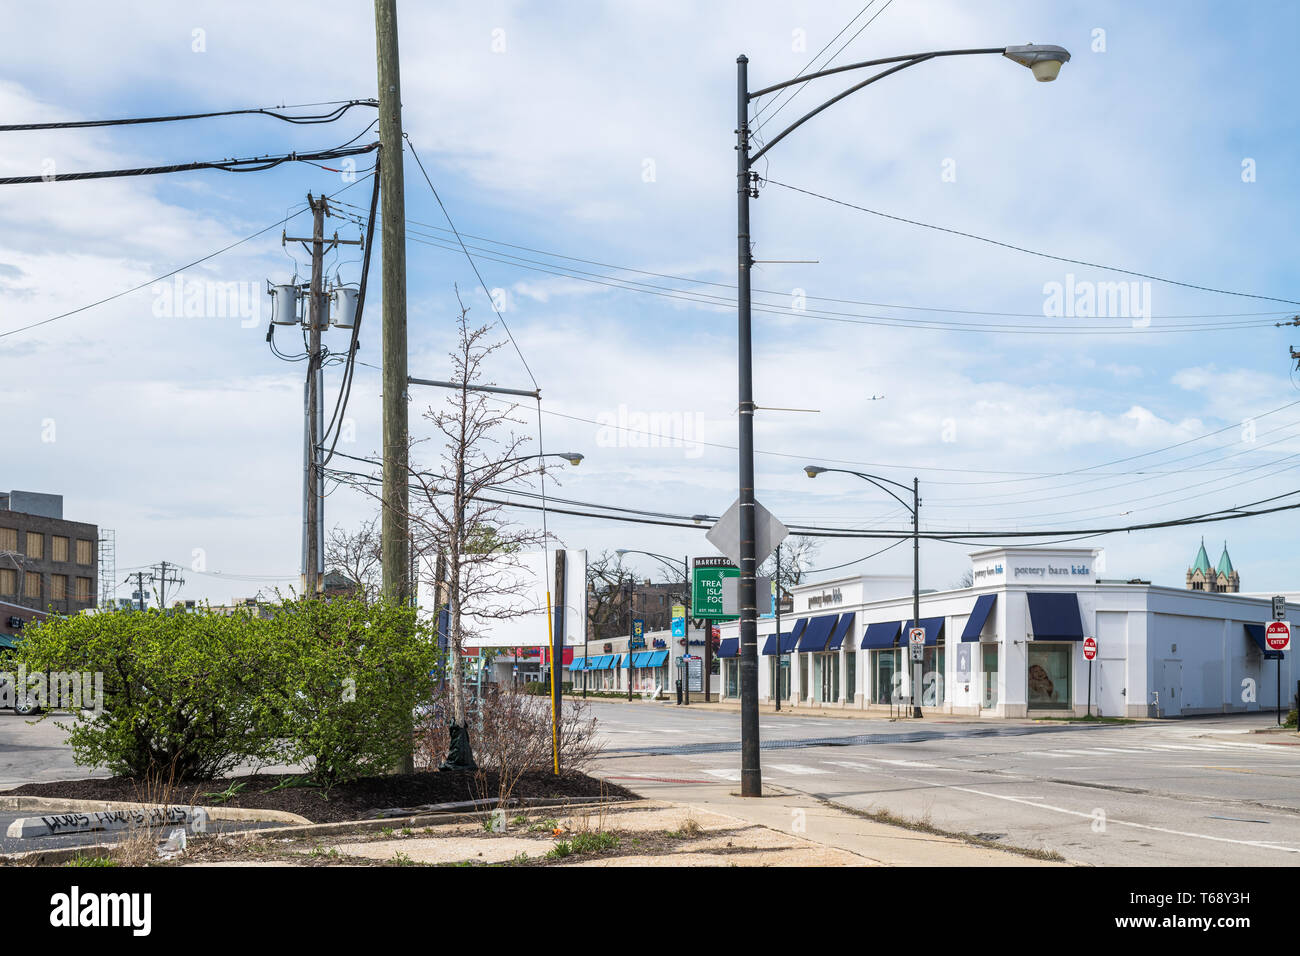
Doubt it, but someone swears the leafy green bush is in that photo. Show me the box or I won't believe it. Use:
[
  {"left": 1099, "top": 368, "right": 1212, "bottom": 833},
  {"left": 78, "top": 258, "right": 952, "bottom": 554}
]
[
  {"left": 261, "top": 596, "right": 442, "bottom": 789},
  {"left": 16, "top": 606, "right": 283, "bottom": 780}
]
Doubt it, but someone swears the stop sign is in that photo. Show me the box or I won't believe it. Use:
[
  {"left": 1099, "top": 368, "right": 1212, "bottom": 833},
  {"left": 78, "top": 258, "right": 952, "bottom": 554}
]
[
  {"left": 1266, "top": 621, "right": 1291, "bottom": 652},
  {"left": 1082, "top": 636, "right": 1097, "bottom": 661}
]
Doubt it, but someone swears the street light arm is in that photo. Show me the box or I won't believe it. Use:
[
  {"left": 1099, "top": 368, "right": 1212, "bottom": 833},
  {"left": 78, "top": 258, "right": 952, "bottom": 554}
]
[
  {"left": 750, "top": 54, "right": 940, "bottom": 164},
  {"left": 812, "top": 466, "right": 914, "bottom": 512},
  {"left": 747, "top": 47, "right": 1005, "bottom": 99}
]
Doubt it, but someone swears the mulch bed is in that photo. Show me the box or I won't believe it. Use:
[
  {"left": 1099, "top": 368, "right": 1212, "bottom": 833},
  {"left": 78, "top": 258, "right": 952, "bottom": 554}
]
[{"left": 5, "top": 770, "right": 636, "bottom": 824}]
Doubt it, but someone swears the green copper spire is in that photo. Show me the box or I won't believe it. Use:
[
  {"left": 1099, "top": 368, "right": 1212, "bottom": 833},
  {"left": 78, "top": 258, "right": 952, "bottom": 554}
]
[
  {"left": 1216, "top": 541, "right": 1234, "bottom": 575},
  {"left": 1192, "top": 538, "right": 1212, "bottom": 574}
]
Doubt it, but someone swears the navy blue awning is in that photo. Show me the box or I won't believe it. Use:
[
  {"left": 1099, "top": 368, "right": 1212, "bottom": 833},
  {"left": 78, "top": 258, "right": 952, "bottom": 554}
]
[
  {"left": 901, "top": 617, "right": 945, "bottom": 646},
  {"left": 862, "top": 620, "right": 901, "bottom": 649},
  {"left": 717, "top": 637, "right": 739, "bottom": 658},
  {"left": 780, "top": 633, "right": 800, "bottom": 654},
  {"left": 761, "top": 634, "right": 779, "bottom": 655},
  {"left": 960, "top": 594, "right": 996, "bottom": 643},
  {"left": 798, "top": 614, "right": 838, "bottom": 652},
  {"left": 1027, "top": 593, "right": 1084, "bottom": 641},
  {"left": 827, "top": 612, "right": 855, "bottom": 651},
  {"left": 1245, "top": 623, "right": 1284, "bottom": 660},
  {"left": 789, "top": 618, "right": 807, "bottom": 641}
]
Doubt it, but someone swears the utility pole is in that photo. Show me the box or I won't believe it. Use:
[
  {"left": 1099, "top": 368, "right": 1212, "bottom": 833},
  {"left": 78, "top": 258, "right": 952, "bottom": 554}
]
[
  {"left": 284, "top": 195, "right": 359, "bottom": 597},
  {"left": 375, "top": 0, "right": 409, "bottom": 605},
  {"left": 148, "top": 561, "right": 184, "bottom": 609}
]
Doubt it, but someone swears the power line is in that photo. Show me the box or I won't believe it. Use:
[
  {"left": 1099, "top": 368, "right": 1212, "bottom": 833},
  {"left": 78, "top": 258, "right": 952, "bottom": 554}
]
[
  {"left": 0, "top": 169, "right": 375, "bottom": 340},
  {"left": 397, "top": 228, "right": 1284, "bottom": 334},
  {"left": 0, "top": 142, "right": 378, "bottom": 186},
  {"left": 0, "top": 98, "right": 378, "bottom": 132},
  {"left": 322, "top": 460, "right": 1300, "bottom": 542},
  {"left": 765, "top": 178, "right": 1300, "bottom": 307},
  {"left": 334, "top": 197, "right": 1292, "bottom": 321}
]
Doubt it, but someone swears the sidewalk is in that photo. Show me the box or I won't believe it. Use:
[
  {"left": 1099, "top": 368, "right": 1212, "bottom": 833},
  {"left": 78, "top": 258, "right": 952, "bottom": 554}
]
[{"left": 603, "top": 777, "right": 1064, "bottom": 866}]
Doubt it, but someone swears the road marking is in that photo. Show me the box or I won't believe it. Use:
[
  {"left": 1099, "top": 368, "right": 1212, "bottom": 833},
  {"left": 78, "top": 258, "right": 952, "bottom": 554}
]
[
  {"left": 822, "top": 760, "right": 878, "bottom": 771},
  {"left": 768, "top": 763, "right": 830, "bottom": 775},
  {"left": 703, "top": 768, "right": 741, "bottom": 781},
  {"left": 942, "top": 784, "right": 1300, "bottom": 854},
  {"left": 1093, "top": 748, "right": 1150, "bottom": 754}
]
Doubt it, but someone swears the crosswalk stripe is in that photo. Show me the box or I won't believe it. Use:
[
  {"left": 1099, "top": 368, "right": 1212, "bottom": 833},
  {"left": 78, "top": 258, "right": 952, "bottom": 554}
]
[
  {"left": 703, "top": 768, "right": 741, "bottom": 781},
  {"left": 768, "top": 763, "right": 830, "bottom": 775}
]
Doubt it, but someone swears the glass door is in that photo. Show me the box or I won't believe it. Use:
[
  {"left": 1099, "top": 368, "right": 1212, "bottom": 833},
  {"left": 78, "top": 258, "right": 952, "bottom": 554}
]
[{"left": 981, "top": 644, "right": 999, "bottom": 708}]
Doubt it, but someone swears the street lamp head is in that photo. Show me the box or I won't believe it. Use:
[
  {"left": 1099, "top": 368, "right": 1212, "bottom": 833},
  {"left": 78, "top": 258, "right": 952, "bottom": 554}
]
[
  {"left": 559, "top": 452, "right": 584, "bottom": 466},
  {"left": 615, "top": 549, "right": 629, "bottom": 556},
  {"left": 691, "top": 514, "right": 708, "bottom": 525},
  {"left": 1002, "top": 43, "right": 1071, "bottom": 82},
  {"left": 804, "top": 465, "right": 827, "bottom": 478}
]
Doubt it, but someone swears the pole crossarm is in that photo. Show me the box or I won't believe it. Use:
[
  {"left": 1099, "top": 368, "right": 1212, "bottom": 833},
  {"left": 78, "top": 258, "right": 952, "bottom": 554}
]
[
  {"left": 407, "top": 376, "right": 539, "bottom": 399},
  {"left": 747, "top": 47, "right": 1005, "bottom": 165}
]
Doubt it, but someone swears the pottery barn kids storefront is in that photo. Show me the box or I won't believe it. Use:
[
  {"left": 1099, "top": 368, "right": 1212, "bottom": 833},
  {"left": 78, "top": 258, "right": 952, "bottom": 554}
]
[{"left": 715, "top": 547, "right": 1295, "bottom": 717}]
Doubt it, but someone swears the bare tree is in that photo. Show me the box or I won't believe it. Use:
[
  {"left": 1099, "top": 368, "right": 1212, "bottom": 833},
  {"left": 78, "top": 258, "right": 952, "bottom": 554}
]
[
  {"left": 586, "top": 550, "right": 636, "bottom": 642},
  {"left": 405, "top": 290, "right": 550, "bottom": 770},
  {"left": 324, "top": 515, "right": 382, "bottom": 601},
  {"left": 760, "top": 534, "right": 820, "bottom": 604}
]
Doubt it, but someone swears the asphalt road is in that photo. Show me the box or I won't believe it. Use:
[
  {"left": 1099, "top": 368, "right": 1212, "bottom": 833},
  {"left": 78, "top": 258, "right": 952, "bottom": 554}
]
[{"left": 583, "top": 701, "right": 1300, "bottom": 866}]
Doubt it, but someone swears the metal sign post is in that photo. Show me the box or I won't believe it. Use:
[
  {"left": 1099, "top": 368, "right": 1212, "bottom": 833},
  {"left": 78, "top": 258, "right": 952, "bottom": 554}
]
[
  {"left": 1083, "top": 637, "right": 1097, "bottom": 718},
  {"left": 1266, "top": 621, "right": 1291, "bottom": 726}
]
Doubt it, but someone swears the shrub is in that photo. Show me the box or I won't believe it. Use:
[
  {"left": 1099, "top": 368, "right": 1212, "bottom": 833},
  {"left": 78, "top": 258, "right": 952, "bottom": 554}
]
[
  {"left": 15, "top": 606, "right": 282, "bottom": 780},
  {"left": 262, "top": 596, "right": 442, "bottom": 789}
]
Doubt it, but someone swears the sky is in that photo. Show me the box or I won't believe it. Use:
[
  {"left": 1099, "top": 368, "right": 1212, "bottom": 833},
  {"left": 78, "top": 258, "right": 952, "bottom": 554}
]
[{"left": 2, "top": 0, "right": 1298, "bottom": 605}]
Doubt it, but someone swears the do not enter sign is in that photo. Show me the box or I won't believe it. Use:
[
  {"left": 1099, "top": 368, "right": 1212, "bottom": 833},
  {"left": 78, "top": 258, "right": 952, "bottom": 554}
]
[
  {"left": 1266, "top": 621, "right": 1291, "bottom": 653},
  {"left": 1082, "top": 637, "right": 1097, "bottom": 661}
]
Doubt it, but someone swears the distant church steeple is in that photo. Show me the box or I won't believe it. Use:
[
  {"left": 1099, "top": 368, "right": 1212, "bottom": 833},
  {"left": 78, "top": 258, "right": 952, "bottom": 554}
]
[{"left": 1186, "top": 538, "right": 1240, "bottom": 592}]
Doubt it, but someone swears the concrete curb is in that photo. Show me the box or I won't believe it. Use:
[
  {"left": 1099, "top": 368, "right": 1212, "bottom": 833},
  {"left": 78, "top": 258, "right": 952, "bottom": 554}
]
[
  {"left": 0, "top": 797, "right": 649, "bottom": 867},
  {"left": 0, "top": 795, "right": 310, "bottom": 825}
]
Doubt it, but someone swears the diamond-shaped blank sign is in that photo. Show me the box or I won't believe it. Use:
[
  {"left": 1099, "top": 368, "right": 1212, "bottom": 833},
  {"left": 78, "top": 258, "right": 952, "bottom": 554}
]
[{"left": 706, "top": 497, "right": 789, "bottom": 568}]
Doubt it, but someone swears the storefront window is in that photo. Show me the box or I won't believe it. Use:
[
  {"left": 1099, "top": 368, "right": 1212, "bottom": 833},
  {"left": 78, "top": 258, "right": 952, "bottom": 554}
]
[
  {"left": 799, "top": 654, "right": 809, "bottom": 701},
  {"left": 1028, "top": 643, "right": 1071, "bottom": 709},
  {"left": 873, "top": 648, "right": 902, "bottom": 704},
  {"left": 845, "top": 651, "right": 856, "bottom": 703},
  {"left": 922, "top": 646, "right": 944, "bottom": 706},
  {"left": 726, "top": 659, "right": 739, "bottom": 698},
  {"left": 770, "top": 658, "right": 790, "bottom": 700},
  {"left": 982, "top": 644, "right": 999, "bottom": 708}
]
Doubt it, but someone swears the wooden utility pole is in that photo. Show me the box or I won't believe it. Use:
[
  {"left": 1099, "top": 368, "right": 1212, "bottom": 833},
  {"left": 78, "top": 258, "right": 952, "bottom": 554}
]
[
  {"left": 305, "top": 194, "right": 326, "bottom": 596},
  {"left": 375, "top": 0, "right": 409, "bottom": 605}
]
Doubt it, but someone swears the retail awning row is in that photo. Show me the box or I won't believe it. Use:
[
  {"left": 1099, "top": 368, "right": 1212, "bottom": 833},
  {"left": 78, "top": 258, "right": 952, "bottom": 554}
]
[
  {"left": 631, "top": 650, "right": 668, "bottom": 668},
  {"left": 827, "top": 612, "right": 855, "bottom": 651},
  {"left": 1245, "top": 623, "right": 1285, "bottom": 660},
  {"left": 1027, "top": 592, "right": 1084, "bottom": 641},
  {"left": 960, "top": 594, "right": 996, "bottom": 642},
  {"left": 798, "top": 613, "right": 838, "bottom": 652},
  {"left": 861, "top": 617, "right": 944, "bottom": 648},
  {"left": 761, "top": 631, "right": 802, "bottom": 655},
  {"left": 572, "top": 654, "right": 628, "bottom": 670}
]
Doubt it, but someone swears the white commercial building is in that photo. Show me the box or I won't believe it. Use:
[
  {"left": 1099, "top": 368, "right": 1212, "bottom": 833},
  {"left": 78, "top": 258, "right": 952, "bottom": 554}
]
[{"left": 715, "top": 547, "right": 1296, "bottom": 718}]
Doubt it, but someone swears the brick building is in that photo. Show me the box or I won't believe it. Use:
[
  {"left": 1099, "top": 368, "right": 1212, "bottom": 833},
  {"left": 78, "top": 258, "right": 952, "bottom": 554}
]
[{"left": 0, "top": 491, "right": 98, "bottom": 636}]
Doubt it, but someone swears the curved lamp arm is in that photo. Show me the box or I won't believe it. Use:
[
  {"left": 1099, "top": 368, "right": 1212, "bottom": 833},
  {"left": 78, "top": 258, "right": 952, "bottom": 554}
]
[
  {"left": 748, "top": 44, "right": 1068, "bottom": 164},
  {"left": 804, "top": 465, "right": 914, "bottom": 514}
]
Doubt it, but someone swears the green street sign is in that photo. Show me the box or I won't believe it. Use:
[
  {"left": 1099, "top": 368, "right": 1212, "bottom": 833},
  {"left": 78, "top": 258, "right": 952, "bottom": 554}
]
[{"left": 692, "top": 557, "right": 739, "bottom": 621}]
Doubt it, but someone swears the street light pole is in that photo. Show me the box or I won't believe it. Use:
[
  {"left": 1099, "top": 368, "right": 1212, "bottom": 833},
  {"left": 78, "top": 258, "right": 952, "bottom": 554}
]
[
  {"left": 735, "top": 54, "right": 762, "bottom": 799},
  {"left": 743, "top": 40, "right": 1069, "bottom": 772},
  {"left": 804, "top": 466, "right": 922, "bottom": 714},
  {"left": 911, "top": 476, "right": 921, "bottom": 718}
]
